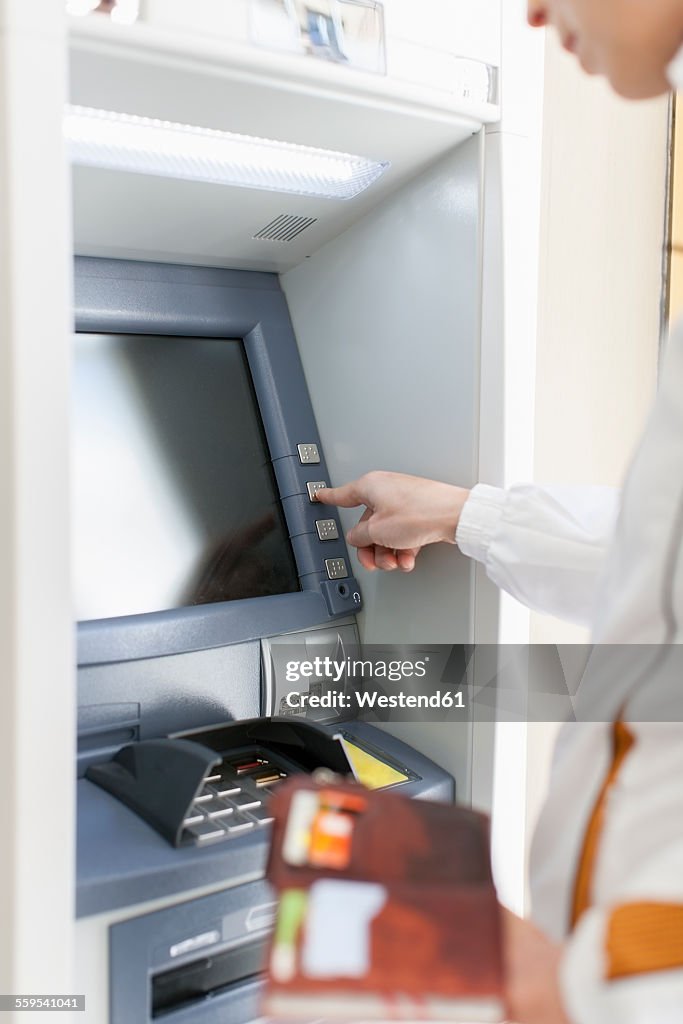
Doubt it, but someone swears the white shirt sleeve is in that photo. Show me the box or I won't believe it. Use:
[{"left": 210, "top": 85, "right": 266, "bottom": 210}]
[{"left": 455, "top": 483, "right": 620, "bottom": 627}]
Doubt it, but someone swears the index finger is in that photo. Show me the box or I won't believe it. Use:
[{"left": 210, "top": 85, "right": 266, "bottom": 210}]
[{"left": 315, "top": 481, "right": 368, "bottom": 509}]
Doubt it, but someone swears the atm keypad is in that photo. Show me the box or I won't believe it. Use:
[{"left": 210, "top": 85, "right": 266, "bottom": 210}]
[
  {"left": 316, "top": 519, "right": 339, "bottom": 541},
  {"left": 182, "top": 750, "right": 289, "bottom": 845}
]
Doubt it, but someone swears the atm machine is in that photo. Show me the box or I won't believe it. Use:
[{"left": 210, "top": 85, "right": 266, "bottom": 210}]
[
  {"left": 72, "top": 254, "right": 460, "bottom": 1023},
  {"left": 0, "top": 1, "right": 546, "bottom": 1020}
]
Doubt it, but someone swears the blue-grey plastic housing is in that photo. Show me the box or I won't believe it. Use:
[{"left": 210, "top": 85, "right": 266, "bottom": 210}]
[
  {"left": 78, "top": 720, "right": 454, "bottom": 919},
  {"left": 74, "top": 257, "right": 362, "bottom": 667}
]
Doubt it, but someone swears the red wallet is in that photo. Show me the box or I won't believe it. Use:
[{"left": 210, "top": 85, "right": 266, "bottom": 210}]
[{"left": 263, "top": 775, "right": 504, "bottom": 1022}]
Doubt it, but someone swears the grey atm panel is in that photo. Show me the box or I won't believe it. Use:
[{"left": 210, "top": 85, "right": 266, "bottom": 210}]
[{"left": 110, "top": 879, "right": 275, "bottom": 1024}]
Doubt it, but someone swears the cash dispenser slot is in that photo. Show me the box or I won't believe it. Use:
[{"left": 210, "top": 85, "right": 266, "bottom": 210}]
[
  {"left": 151, "top": 937, "right": 267, "bottom": 1018},
  {"left": 109, "top": 880, "right": 278, "bottom": 1024}
]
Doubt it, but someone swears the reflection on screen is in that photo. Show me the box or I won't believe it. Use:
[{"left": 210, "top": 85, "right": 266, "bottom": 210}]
[{"left": 72, "top": 333, "right": 300, "bottom": 620}]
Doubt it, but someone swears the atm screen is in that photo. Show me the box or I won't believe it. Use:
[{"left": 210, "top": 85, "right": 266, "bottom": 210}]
[{"left": 73, "top": 333, "right": 300, "bottom": 621}]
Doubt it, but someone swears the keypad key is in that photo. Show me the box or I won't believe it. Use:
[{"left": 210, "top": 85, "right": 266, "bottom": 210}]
[
  {"left": 254, "top": 771, "right": 283, "bottom": 787},
  {"left": 233, "top": 759, "right": 266, "bottom": 775},
  {"left": 230, "top": 792, "right": 262, "bottom": 810},
  {"left": 213, "top": 779, "right": 241, "bottom": 797},
  {"left": 226, "top": 813, "right": 255, "bottom": 834},
  {"left": 194, "top": 786, "right": 215, "bottom": 803},
  {"left": 185, "top": 820, "right": 227, "bottom": 842},
  {"left": 248, "top": 805, "right": 275, "bottom": 824},
  {"left": 205, "top": 798, "right": 234, "bottom": 819},
  {"left": 183, "top": 807, "right": 205, "bottom": 827}
]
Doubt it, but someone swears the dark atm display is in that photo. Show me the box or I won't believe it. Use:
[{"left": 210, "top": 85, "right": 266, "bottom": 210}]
[{"left": 72, "top": 333, "right": 300, "bottom": 621}]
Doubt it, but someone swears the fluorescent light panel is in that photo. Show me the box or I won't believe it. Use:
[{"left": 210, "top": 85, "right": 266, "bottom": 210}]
[{"left": 64, "top": 105, "right": 389, "bottom": 200}]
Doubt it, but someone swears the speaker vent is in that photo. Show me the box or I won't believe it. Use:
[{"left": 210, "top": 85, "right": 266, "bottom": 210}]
[{"left": 253, "top": 214, "right": 318, "bottom": 242}]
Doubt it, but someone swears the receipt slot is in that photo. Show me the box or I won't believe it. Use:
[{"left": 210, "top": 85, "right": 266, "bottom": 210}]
[{"left": 110, "top": 880, "right": 275, "bottom": 1024}]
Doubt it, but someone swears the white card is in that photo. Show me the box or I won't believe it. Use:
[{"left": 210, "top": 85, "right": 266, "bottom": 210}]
[{"left": 301, "top": 879, "right": 387, "bottom": 979}]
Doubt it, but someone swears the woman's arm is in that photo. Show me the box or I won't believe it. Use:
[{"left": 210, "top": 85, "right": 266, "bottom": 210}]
[
  {"left": 457, "top": 483, "right": 620, "bottom": 626},
  {"left": 317, "top": 473, "right": 619, "bottom": 627}
]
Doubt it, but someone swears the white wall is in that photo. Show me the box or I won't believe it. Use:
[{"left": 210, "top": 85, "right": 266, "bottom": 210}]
[
  {"left": 477, "top": 1, "right": 546, "bottom": 650},
  {"left": 531, "top": 38, "right": 669, "bottom": 644},
  {"left": 477, "top": 0, "right": 546, "bottom": 914},
  {"left": 282, "top": 138, "right": 484, "bottom": 648},
  {"left": 0, "top": 0, "right": 75, "bottom": 1014}
]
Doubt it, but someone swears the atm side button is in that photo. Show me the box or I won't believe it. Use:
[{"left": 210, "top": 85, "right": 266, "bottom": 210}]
[
  {"left": 325, "top": 558, "right": 349, "bottom": 580},
  {"left": 315, "top": 519, "right": 340, "bottom": 541},
  {"left": 297, "top": 443, "right": 321, "bottom": 465},
  {"left": 307, "top": 481, "right": 327, "bottom": 503}
]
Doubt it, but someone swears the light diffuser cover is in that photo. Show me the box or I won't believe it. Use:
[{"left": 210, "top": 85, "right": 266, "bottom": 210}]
[{"left": 64, "top": 105, "right": 389, "bottom": 200}]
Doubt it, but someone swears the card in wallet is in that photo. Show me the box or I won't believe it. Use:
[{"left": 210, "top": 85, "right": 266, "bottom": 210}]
[{"left": 263, "top": 776, "right": 504, "bottom": 1022}]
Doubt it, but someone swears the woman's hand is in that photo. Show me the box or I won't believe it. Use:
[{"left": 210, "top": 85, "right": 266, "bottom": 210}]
[
  {"left": 503, "top": 909, "right": 570, "bottom": 1024},
  {"left": 315, "top": 470, "right": 470, "bottom": 573}
]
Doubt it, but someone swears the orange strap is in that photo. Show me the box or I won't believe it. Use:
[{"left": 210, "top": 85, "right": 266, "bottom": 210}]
[
  {"left": 570, "top": 723, "right": 683, "bottom": 981},
  {"left": 571, "top": 720, "right": 635, "bottom": 927},
  {"left": 606, "top": 903, "right": 683, "bottom": 979}
]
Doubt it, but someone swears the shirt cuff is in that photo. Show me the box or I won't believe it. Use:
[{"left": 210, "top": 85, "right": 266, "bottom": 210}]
[{"left": 455, "top": 484, "right": 506, "bottom": 563}]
